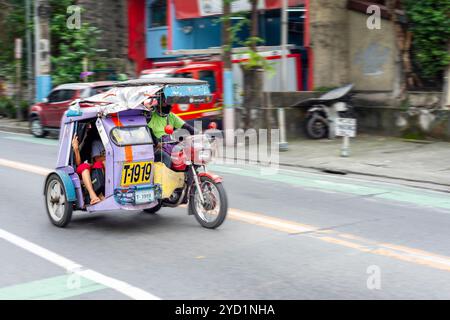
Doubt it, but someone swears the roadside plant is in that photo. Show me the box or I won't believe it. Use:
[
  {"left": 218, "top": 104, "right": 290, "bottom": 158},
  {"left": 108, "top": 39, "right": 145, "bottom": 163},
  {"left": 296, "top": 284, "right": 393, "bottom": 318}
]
[
  {"left": 50, "top": 0, "right": 103, "bottom": 85},
  {"left": 404, "top": 0, "right": 450, "bottom": 86}
]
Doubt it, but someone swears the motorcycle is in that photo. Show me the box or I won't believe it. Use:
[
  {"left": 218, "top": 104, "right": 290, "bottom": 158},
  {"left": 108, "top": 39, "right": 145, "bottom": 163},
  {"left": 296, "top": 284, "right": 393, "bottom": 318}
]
[
  {"left": 146, "top": 124, "right": 228, "bottom": 229},
  {"left": 293, "top": 84, "right": 355, "bottom": 139}
]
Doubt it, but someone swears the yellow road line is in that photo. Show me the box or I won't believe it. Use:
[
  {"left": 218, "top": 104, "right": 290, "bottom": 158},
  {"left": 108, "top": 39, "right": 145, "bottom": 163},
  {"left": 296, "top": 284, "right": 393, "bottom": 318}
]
[
  {"left": 2, "top": 157, "right": 450, "bottom": 273},
  {"left": 228, "top": 209, "right": 316, "bottom": 234},
  {"left": 227, "top": 208, "right": 450, "bottom": 272},
  {"left": 176, "top": 107, "right": 222, "bottom": 117}
]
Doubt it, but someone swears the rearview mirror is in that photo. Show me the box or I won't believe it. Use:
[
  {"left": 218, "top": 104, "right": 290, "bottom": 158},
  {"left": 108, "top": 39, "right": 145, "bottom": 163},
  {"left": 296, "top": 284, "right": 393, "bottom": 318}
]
[{"left": 42, "top": 98, "right": 48, "bottom": 103}]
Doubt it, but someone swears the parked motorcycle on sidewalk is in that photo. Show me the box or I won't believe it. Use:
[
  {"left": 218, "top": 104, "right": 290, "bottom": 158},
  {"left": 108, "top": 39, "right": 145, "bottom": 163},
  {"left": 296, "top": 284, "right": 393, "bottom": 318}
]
[{"left": 293, "top": 84, "right": 355, "bottom": 139}]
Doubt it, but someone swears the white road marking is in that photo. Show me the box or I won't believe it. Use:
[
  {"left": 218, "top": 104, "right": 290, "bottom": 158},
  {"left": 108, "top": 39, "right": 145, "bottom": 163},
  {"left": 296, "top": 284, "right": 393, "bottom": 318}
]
[
  {"left": 0, "top": 229, "right": 160, "bottom": 300},
  {"left": 0, "top": 158, "right": 51, "bottom": 176}
]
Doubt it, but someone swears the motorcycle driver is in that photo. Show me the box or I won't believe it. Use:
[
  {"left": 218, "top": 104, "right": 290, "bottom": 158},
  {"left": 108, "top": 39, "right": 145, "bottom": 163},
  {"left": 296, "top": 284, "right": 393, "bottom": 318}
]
[{"left": 146, "top": 93, "right": 195, "bottom": 168}]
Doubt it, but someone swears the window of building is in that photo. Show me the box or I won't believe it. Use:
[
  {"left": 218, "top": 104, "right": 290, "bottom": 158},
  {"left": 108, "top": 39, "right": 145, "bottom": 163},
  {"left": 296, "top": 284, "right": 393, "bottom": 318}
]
[{"left": 149, "top": 0, "right": 167, "bottom": 28}]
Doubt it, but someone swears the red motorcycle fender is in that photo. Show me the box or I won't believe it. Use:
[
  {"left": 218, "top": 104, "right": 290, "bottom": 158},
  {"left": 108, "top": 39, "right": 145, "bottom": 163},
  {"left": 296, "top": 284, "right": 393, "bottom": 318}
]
[{"left": 198, "top": 172, "right": 223, "bottom": 183}]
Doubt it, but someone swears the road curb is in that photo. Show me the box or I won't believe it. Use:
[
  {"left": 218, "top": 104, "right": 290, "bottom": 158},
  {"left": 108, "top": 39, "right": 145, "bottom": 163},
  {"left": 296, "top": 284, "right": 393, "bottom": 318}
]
[{"left": 0, "top": 124, "right": 30, "bottom": 135}]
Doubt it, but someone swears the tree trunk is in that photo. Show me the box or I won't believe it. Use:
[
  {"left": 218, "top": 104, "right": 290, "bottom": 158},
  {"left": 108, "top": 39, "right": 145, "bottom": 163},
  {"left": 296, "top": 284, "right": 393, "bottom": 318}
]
[
  {"left": 386, "top": 0, "right": 421, "bottom": 100},
  {"left": 241, "top": 0, "right": 265, "bottom": 129},
  {"left": 222, "top": 1, "right": 232, "bottom": 70},
  {"left": 242, "top": 66, "right": 264, "bottom": 129},
  {"left": 442, "top": 42, "right": 450, "bottom": 108}
]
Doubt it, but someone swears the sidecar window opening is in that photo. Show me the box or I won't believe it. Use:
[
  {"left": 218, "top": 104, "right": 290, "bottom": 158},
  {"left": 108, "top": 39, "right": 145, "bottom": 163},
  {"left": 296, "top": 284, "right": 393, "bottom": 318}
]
[
  {"left": 110, "top": 125, "right": 154, "bottom": 147},
  {"left": 70, "top": 119, "right": 101, "bottom": 167}
]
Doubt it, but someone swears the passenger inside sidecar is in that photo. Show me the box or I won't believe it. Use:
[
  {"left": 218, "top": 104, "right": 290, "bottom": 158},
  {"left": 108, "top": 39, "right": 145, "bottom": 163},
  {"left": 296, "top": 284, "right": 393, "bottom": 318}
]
[{"left": 70, "top": 120, "right": 106, "bottom": 205}]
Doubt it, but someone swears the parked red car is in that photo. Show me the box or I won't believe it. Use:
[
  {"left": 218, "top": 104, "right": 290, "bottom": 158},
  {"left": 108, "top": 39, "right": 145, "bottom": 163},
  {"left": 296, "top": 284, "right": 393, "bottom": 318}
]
[{"left": 29, "top": 81, "right": 115, "bottom": 137}]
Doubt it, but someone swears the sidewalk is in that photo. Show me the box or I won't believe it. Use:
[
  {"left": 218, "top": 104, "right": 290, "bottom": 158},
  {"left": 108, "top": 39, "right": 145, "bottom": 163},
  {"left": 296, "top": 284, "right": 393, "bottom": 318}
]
[
  {"left": 273, "top": 134, "right": 450, "bottom": 187},
  {"left": 1, "top": 116, "right": 450, "bottom": 187},
  {"left": 0, "top": 117, "right": 29, "bottom": 134}
]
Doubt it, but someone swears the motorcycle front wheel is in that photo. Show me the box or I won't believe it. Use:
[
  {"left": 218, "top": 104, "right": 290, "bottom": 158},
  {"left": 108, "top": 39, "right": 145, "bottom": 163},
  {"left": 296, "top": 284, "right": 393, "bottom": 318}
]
[{"left": 189, "top": 176, "right": 228, "bottom": 229}]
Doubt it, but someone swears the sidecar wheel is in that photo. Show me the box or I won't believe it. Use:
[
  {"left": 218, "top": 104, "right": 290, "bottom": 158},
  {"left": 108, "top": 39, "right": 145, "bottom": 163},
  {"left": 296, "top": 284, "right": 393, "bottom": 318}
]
[
  {"left": 45, "top": 174, "right": 73, "bottom": 228},
  {"left": 143, "top": 201, "right": 163, "bottom": 214},
  {"left": 189, "top": 176, "right": 228, "bottom": 229}
]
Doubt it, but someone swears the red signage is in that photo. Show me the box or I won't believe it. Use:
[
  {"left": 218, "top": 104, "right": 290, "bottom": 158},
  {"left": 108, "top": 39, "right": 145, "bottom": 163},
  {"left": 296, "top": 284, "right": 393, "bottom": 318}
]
[{"left": 173, "top": 0, "right": 305, "bottom": 20}]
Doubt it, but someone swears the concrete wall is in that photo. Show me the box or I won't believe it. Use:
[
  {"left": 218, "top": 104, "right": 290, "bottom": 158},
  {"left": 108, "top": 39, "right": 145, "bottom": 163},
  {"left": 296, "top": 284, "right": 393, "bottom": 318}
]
[
  {"left": 310, "top": 0, "right": 350, "bottom": 88},
  {"left": 310, "top": 1, "right": 397, "bottom": 91},
  {"left": 269, "top": 91, "right": 449, "bottom": 140},
  {"left": 348, "top": 11, "right": 396, "bottom": 91}
]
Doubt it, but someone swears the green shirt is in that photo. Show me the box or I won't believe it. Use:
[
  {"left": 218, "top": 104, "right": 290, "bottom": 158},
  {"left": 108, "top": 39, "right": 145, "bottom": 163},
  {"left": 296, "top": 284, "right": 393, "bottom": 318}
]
[{"left": 147, "top": 111, "right": 185, "bottom": 139}]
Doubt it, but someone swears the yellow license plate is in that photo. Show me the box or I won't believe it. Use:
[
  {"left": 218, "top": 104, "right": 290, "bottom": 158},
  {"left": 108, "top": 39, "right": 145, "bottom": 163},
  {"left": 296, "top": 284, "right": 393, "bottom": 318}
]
[{"left": 121, "top": 161, "right": 153, "bottom": 187}]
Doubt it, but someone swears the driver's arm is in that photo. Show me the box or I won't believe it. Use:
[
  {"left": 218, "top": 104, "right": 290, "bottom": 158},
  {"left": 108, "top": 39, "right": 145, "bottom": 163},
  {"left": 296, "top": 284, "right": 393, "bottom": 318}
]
[
  {"left": 171, "top": 113, "right": 196, "bottom": 135},
  {"left": 182, "top": 122, "right": 195, "bottom": 135},
  {"left": 149, "top": 127, "right": 161, "bottom": 150}
]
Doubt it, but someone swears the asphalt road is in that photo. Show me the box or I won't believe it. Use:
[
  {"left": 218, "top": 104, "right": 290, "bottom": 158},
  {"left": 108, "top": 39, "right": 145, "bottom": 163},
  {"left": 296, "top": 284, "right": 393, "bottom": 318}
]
[{"left": 0, "top": 131, "right": 450, "bottom": 300}]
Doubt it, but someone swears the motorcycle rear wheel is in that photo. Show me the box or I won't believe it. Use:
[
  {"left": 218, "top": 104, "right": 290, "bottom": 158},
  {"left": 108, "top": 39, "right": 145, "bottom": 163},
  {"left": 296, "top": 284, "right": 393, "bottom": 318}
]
[{"left": 305, "top": 114, "right": 328, "bottom": 139}]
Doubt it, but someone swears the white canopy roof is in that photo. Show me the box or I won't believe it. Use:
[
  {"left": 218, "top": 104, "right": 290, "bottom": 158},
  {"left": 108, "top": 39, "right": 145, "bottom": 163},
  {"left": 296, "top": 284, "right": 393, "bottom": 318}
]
[{"left": 81, "top": 85, "right": 163, "bottom": 115}]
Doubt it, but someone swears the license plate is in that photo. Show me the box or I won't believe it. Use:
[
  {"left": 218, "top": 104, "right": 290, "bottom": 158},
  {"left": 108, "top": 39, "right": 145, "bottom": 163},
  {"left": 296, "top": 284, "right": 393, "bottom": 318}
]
[
  {"left": 121, "top": 161, "right": 152, "bottom": 187},
  {"left": 135, "top": 189, "right": 154, "bottom": 204}
]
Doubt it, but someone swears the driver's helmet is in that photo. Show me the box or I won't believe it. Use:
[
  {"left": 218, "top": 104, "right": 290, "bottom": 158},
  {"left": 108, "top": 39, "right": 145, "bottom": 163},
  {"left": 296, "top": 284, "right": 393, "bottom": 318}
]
[{"left": 156, "top": 93, "right": 172, "bottom": 117}]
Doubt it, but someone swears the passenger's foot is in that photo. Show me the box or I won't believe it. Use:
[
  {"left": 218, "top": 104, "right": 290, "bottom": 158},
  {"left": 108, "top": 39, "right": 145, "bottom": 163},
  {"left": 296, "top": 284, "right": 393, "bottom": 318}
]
[{"left": 90, "top": 196, "right": 101, "bottom": 205}]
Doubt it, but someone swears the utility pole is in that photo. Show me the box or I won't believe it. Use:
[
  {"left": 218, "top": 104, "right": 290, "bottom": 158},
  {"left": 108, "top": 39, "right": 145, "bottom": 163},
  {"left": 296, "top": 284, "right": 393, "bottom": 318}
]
[
  {"left": 15, "top": 38, "right": 23, "bottom": 120},
  {"left": 278, "top": 0, "right": 288, "bottom": 151},
  {"left": 25, "top": 0, "right": 33, "bottom": 102},
  {"left": 222, "top": 0, "right": 234, "bottom": 145},
  {"left": 34, "top": 0, "right": 52, "bottom": 102}
]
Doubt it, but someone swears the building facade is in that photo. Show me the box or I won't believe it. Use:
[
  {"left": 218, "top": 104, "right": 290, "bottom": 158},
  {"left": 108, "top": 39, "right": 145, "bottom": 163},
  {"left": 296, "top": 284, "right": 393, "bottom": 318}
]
[
  {"left": 127, "top": 0, "right": 307, "bottom": 79},
  {"left": 73, "top": 0, "right": 399, "bottom": 93}
]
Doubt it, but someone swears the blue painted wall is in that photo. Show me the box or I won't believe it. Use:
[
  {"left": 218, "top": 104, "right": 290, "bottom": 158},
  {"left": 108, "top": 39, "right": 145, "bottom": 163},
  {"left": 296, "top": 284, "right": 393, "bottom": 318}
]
[
  {"left": 172, "top": 17, "right": 222, "bottom": 50},
  {"left": 146, "top": 27, "right": 169, "bottom": 58},
  {"left": 36, "top": 75, "right": 52, "bottom": 102},
  {"left": 146, "top": 0, "right": 169, "bottom": 59}
]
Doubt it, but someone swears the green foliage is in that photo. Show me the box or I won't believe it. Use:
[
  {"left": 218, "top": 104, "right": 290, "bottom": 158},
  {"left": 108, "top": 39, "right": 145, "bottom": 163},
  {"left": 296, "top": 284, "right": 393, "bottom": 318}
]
[
  {"left": 315, "top": 86, "right": 338, "bottom": 93},
  {"left": 49, "top": 0, "right": 102, "bottom": 85},
  {"left": 0, "top": 0, "right": 27, "bottom": 79},
  {"left": 405, "top": 0, "right": 450, "bottom": 83},
  {"left": 0, "top": 96, "right": 29, "bottom": 118},
  {"left": 218, "top": 7, "right": 273, "bottom": 73},
  {"left": 0, "top": 96, "right": 15, "bottom": 117}
]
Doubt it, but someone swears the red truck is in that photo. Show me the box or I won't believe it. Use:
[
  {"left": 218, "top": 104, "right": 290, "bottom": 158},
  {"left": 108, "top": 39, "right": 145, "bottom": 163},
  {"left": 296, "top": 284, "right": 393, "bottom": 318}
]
[{"left": 140, "top": 60, "right": 224, "bottom": 127}]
